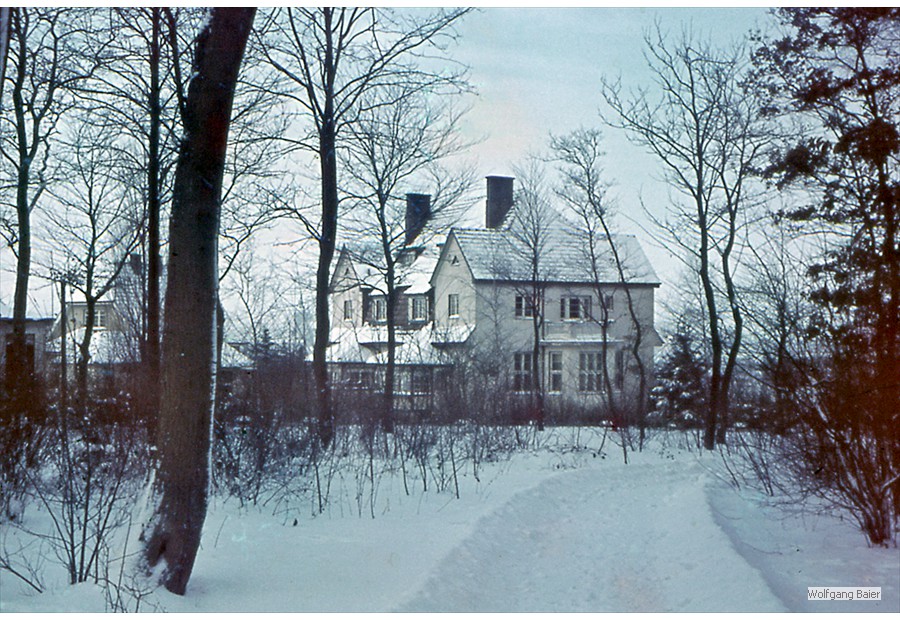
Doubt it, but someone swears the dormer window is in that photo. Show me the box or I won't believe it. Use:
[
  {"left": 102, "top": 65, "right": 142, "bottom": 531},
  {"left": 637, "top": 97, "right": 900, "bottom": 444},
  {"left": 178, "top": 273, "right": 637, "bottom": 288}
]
[
  {"left": 372, "top": 297, "right": 387, "bottom": 322},
  {"left": 410, "top": 296, "right": 428, "bottom": 322}
]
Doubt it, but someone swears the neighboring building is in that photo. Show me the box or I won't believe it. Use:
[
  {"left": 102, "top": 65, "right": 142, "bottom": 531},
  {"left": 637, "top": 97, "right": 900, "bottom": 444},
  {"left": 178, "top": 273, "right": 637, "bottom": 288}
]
[
  {"left": 0, "top": 314, "right": 55, "bottom": 383},
  {"left": 49, "top": 293, "right": 252, "bottom": 385},
  {"left": 330, "top": 176, "right": 662, "bottom": 421}
]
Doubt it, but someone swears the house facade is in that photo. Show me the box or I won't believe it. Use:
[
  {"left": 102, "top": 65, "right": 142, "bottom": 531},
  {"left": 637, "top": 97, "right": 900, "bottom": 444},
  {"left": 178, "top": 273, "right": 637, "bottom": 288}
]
[{"left": 329, "top": 176, "right": 662, "bottom": 422}]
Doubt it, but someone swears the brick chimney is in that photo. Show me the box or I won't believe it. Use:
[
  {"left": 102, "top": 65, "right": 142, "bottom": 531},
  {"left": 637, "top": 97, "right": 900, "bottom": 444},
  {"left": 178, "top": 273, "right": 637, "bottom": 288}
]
[
  {"left": 485, "top": 175, "right": 514, "bottom": 229},
  {"left": 405, "top": 193, "right": 431, "bottom": 245}
]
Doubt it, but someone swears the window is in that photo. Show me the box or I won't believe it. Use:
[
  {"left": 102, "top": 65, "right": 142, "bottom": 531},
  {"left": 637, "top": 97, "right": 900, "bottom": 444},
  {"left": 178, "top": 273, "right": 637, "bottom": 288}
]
[
  {"left": 560, "top": 296, "right": 592, "bottom": 320},
  {"left": 410, "top": 369, "right": 432, "bottom": 394},
  {"left": 615, "top": 349, "right": 625, "bottom": 390},
  {"left": 372, "top": 297, "right": 387, "bottom": 322},
  {"left": 410, "top": 296, "right": 428, "bottom": 322},
  {"left": 603, "top": 294, "right": 615, "bottom": 313},
  {"left": 515, "top": 295, "right": 535, "bottom": 318},
  {"left": 548, "top": 352, "right": 563, "bottom": 393},
  {"left": 95, "top": 307, "right": 108, "bottom": 328},
  {"left": 513, "top": 352, "right": 533, "bottom": 392},
  {"left": 343, "top": 299, "right": 354, "bottom": 321},
  {"left": 448, "top": 293, "right": 460, "bottom": 317},
  {"left": 579, "top": 352, "right": 603, "bottom": 392}
]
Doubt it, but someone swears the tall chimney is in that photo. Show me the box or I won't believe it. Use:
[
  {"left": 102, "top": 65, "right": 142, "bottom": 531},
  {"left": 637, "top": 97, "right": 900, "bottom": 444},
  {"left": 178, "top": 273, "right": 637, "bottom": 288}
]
[
  {"left": 405, "top": 193, "right": 431, "bottom": 245},
  {"left": 485, "top": 176, "right": 514, "bottom": 229}
]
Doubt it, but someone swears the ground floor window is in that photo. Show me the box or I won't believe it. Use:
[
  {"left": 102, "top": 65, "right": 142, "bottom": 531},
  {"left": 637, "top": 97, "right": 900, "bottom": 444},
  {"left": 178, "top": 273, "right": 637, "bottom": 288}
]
[
  {"left": 548, "top": 351, "right": 562, "bottom": 392},
  {"left": 578, "top": 352, "right": 603, "bottom": 392},
  {"left": 513, "top": 352, "right": 533, "bottom": 392},
  {"left": 615, "top": 349, "right": 625, "bottom": 390}
]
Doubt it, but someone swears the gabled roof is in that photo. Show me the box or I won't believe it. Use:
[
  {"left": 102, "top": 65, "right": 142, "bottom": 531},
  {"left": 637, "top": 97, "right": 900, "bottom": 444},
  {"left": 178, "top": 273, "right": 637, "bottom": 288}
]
[
  {"left": 448, "top": 214, "right": 659, "bottom": 286},
  {"left": 336, "top": 231, "right": 446, "bottom": 297}
]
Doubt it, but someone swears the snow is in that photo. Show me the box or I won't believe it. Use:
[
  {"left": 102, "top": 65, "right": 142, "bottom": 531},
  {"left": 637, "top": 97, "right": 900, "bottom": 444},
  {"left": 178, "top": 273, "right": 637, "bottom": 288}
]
[{"left": 1, "top": 430, "right": 897, "bottom": 613}]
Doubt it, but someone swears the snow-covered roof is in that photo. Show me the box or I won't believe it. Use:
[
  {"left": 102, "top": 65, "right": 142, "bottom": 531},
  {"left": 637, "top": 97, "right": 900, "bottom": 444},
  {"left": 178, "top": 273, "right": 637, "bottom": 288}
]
[
  {"left": 431, "top": 323, "right": 475, "bottom": 345},
  {"left": 49, "top": 328, "right": 254, "bottom": 369},
  {"left": 329, "top": 322, "right": 452, "bottom": 366},
  {"left": 50, "top": 328, "right": 137, "bottom": 365},
  {"left": 398, "top": 241, "right": 442, "bottom": 295},
  {"left": 449, "top": 215, "right": 659, "bottom": 286}
]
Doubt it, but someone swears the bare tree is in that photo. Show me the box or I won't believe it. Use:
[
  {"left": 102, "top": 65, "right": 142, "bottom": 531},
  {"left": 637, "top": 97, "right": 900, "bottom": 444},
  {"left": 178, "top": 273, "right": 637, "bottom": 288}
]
[
  {"left": 0, "top": 8, "right": 99, "bottom": 393},
  {"left": 140, "top": 8, "right": 254, "bottom": 595},
  {"left": 41, "top": 120, "right": 141, "bottom": 398},
  {"left": 552, "top": 128, "right": 652, "bottom": 448},
  {"left": 341, "top": 82, "right": 471, "bottom": 432},
  {"left": 601, "top": 28, "right": 766, "bottom": 449},
  {"left": 259, "top": 7, "right": 470, "bottom": 446},
  {"left": 506, "top": 159, "right": 556, "bottom": 430}
]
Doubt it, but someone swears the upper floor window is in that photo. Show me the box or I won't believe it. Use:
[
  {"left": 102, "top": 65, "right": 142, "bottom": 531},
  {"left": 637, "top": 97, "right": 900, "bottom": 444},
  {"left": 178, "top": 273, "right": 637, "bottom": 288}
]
[
  {"left": 578, "top": 352, "right": 603, "bottom": 393},
  {"left": 372, "top": 297, "right": 387, "bottom": 322},
  {"left": 513, "top": 352, "right": 534, "bottom": 392},
  {"left": 95, "top": 307, "right": 108, "bottom": 329},
  {"left": 410, "top": 296, "right": 428, "bottom": 322},
  {"left": 515, "top": 295, "right": 535, "bottom": 318},
  {"left": 602, "top": 294, "right": 614, "bottom": 313},
  {"left": 343, "top": 299, "right": 354, "bottom": 321},
  {"left": 548, "top": 351, "right": 563, "bottom": 393},
  {"left": 448, "top": 293, "right": 460, "bottom": 317},
  {"left": 560, "top": 296, "right": 592, "bottom": 321}
]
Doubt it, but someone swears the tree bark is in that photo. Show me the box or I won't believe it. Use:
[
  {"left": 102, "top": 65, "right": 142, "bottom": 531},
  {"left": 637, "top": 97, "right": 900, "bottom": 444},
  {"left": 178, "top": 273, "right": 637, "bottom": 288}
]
[
  {"left": 145, "top": 7, "right": 162, "bottom": 411},
  {"left": 6, "top": 8, "right": 31, "bottom": 395},
  {"left": 141, "top": 8, "right": 254, "bottom": 596},
  {"left": 311, "top": 9, "right": 339, "bottom": 448}
]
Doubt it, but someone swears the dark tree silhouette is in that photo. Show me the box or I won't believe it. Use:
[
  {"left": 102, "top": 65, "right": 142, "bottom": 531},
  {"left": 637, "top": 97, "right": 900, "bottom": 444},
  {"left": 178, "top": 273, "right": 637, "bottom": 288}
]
[{"left": 140, "top": 8, "right": 255, "bottom": 595}]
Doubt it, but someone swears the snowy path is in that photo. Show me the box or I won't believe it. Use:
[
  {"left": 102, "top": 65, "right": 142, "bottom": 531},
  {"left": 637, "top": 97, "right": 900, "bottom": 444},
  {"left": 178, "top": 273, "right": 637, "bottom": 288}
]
[{"left": 398, "top": 461, "right": 787, "bottom": 612}]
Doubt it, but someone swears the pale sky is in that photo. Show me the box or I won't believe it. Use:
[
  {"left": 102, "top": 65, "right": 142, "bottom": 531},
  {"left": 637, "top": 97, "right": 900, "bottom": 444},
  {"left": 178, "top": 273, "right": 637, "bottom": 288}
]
[
  {"left": 450, "top": 7, "right": 775, "bottom": 315},
  {"left": 2, "top": 7, "right": 777, "bottom": 322}
]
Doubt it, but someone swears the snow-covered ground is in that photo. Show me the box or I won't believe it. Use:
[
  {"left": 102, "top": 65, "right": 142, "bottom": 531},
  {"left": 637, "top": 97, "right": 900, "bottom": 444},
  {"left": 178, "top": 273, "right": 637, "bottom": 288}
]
[{"left": 1, "top": 429, "right": 897, "bottom": 613}]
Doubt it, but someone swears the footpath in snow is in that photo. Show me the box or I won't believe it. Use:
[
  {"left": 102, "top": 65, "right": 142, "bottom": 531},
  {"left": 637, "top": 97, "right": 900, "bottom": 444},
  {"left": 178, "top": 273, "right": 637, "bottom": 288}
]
[
  {"left": 398, "top": 460, "right": 786, "bottom": 612},
  {"left": 2, "top": 436, "right": 897, "bottom": 612}
]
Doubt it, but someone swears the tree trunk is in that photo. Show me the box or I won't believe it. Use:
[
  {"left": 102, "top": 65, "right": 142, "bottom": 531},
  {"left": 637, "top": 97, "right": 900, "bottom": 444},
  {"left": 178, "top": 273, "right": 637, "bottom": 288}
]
[
  {"left": 313, "top": 120, "right": 338, "bottom": 447},
  {"left": 141, "top": 8, "right": 254, "bottom": 596},
  {"left": 6, "top": 12, "right": 31, "bottom": 395},
  {"left": 145, "top": 7, "right": 162, "bottom": 415},
  {"left": 530, "top": 296, "right": 544, "bottom": 431},
  {"left": 383, "top": 272, "right": 397, "bottom": 434},
  {"left": 312, "top": 12, "right": 339, "bottom": 448}
]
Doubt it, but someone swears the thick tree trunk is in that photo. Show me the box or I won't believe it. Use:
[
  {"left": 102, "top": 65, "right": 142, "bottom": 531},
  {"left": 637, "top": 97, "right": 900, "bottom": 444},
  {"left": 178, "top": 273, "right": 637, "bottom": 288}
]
[
  {"left": 141, "top": 8, "right": 254, "bottom": 596},
  {"left": 145, "top": 7, "right": 162, "bottom": 412},
  {"left": 312, "top": 11, "right": 339, "bottom": 447}
]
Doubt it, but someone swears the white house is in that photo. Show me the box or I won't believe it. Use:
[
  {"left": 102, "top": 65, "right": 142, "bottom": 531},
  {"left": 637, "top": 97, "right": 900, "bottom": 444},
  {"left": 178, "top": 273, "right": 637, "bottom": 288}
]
[{"left": 329, "top": 176, "right": 662, "bottom": 420}]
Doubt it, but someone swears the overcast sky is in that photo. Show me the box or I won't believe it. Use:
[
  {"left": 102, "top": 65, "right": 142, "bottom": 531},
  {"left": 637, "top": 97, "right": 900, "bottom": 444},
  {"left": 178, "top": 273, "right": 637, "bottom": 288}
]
[
  {"left": 2, "top": 7, "right": 778, "bottom": 321},
  {"left": 449, "top": 7, "right": 775, "bottom": 313}
]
